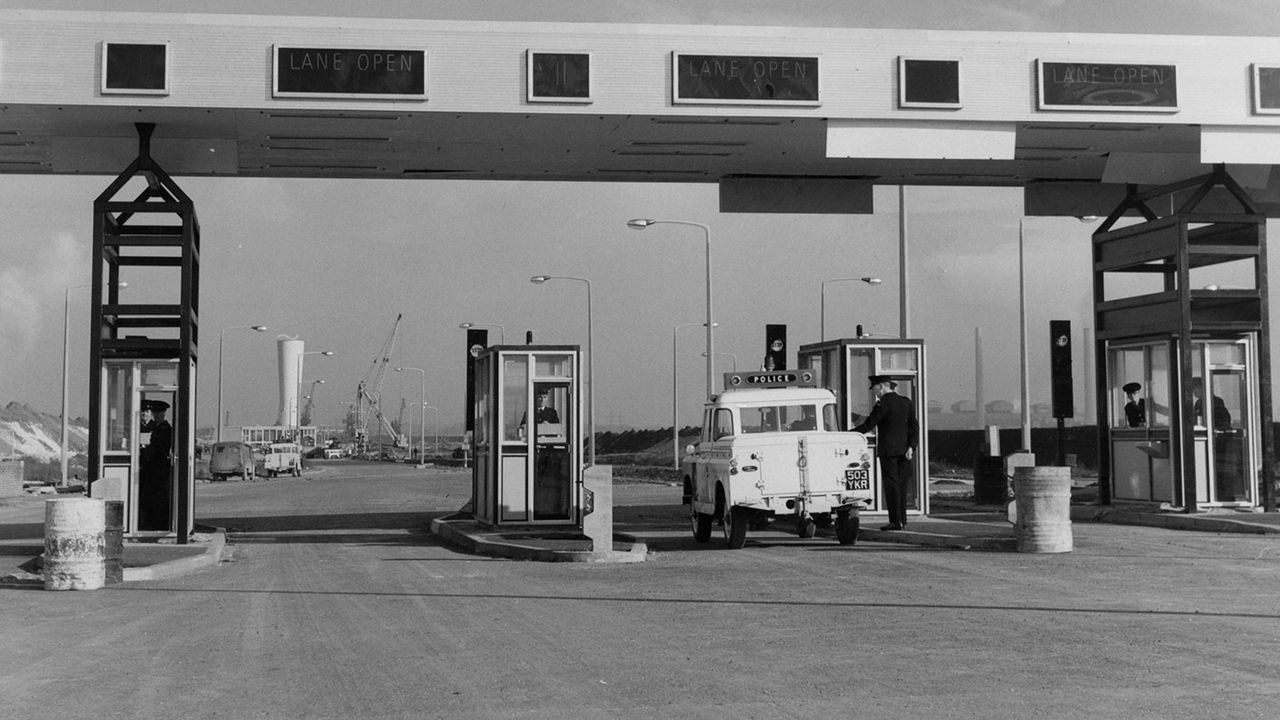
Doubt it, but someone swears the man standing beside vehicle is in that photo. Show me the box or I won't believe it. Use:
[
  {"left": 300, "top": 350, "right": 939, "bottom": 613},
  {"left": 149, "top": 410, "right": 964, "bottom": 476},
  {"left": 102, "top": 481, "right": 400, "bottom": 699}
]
[{"left": 851, "top": 375, "right": 919, "bottom": 531}]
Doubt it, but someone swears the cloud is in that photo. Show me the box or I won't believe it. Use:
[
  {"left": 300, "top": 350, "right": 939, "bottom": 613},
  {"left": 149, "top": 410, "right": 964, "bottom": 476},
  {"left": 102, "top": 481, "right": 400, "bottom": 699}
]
[{"left": 0, "top": 230, "right": 85, "bottom": 367}]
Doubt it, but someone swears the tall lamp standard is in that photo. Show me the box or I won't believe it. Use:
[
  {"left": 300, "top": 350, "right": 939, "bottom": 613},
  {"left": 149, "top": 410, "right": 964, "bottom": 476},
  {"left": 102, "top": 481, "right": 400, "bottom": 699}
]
[
  {"left": 396, "top": 367, "right": 426, "bottom": 464},
  {"left": 62, "top": 280, "right": 127, "bottom": 484},
  {"left": 702, "top": 351, "right": 738, "bottom": 372},
  {"left": 821, "top": 277, "right": 882, "bottom": 341},
  {"left": 217, "top": 324, "right": 267, "bottom": 442},
  {"left": 628, "top": 219, "right": 714, "bottom": 399},
  {"left": 301, "top": 379, "right": 326, "bottom": 426},
  {"left": 530, "top": 274, "right": 595, "bottom": 466},
  {"left": 1017, "top": 216, "right": 1096, "bottom": 453},
  {"left": 296, "top": 351, "right": 334, "bottom": 443},
  {"left": 424, "top": 403, "right": 439, "bottom": 456},
  {"left": 672, "top": 322, "right": 713, "bottom": 469},
  {"left": 458, "top": 322, "right": 505, "bottom": 345}
]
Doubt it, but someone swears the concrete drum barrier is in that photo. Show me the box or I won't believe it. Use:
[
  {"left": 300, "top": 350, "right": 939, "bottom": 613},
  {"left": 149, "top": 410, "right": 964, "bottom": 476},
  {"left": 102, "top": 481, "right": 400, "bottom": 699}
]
[
  {"left": 43, "top": 497, "right": 107, "bottom": 590},
  {"left": 103, "top": 500, "right": 124, "bottom": 584},
  {"left": 1012, "top": 466, "right": 1073, "bottom": 553}
]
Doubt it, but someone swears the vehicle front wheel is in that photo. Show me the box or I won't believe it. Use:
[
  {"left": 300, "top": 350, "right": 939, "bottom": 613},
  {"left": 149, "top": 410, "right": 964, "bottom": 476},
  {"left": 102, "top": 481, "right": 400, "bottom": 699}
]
[
  {"left": 692, "top": 510, "right": 713, "bottom": 543},
  {"left": 835, "top": 511, "right": 859, "bottom": 545},
  {"left": 724, "top": 506, "right": 748, "bottom": 549}
]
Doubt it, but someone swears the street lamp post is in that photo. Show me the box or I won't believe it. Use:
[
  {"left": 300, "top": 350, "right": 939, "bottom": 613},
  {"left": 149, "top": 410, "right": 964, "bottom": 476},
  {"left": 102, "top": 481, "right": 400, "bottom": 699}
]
[
  {"left": 296, "top": 350, "right": 334, "bottom": 444},
  {"left": 820, "top": 277, "right": 882, "bottom": 341},
  {"left": 217, "top": 324, "right": 267, "bottom": 442},
  {"left": 628, "top": 219, "right": 714, "bottom": 399},
  {"left": 397, "top": 367, "right": 426, "bottom": 464},
  {"left": 530, "top": 275, "right": 594, "bottom": 466},
  {"left": 458, "top": 322, "right": 505, "bottom": 345},
  {"left": 301, "top": 379, "right": 325, "bottom": 426},
  {"left": 702, "top": 351, "right": 738, "bottom": 372},
  {"left": 671, "top": 322, "right": 711, "bottom": 469},
  {"left": 62, "top": 280, "right": 127, "bottom": 484},
  {"left": 424, "top": 403, "right": 439, "bottom": 456}
]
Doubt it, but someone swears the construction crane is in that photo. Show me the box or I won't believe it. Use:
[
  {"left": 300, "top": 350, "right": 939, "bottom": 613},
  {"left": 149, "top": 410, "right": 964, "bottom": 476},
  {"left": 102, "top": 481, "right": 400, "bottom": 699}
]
[{"left": 355, "top": 313, "right": 406, "bottom": 455}]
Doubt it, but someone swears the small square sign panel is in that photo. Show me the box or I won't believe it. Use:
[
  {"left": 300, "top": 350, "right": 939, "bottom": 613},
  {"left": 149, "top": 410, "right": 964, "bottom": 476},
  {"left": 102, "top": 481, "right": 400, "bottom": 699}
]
[
  {"left": 101, "top": 42, "right": 170, "bottom": 96},
  {"left": 898, "top": 58, "right": 961, "bottom": 109}
]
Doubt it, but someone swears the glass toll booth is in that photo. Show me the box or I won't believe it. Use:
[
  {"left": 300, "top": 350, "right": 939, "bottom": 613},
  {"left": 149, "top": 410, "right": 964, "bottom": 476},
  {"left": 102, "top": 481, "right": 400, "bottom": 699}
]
[
  {"left": 798, "top": 338, "right": 929, "bottom": 519},
  {"left": 90, "top": 360, "right": 191, "bottom": 538},
  {"left": 1107, "top": 337, "right": 1261, "bottom": 508},
  {"left": 471, "top": 346, "right": 582, "bottom": 526}
]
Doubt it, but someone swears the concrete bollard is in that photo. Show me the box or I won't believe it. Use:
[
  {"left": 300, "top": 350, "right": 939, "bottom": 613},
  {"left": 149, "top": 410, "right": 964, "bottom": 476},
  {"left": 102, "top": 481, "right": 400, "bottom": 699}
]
[
  {"left": 1013, "top": 466, "right": 1073, "bottom": 553},
  {"left": 44, "top": 497, "right": 107, "bottom": 590}
]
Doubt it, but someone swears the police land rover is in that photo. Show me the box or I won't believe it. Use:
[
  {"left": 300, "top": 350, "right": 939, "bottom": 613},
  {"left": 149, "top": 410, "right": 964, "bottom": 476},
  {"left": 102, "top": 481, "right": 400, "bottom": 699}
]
[{"left": 682, "top": 371, "right": 874, "bottom": 548}]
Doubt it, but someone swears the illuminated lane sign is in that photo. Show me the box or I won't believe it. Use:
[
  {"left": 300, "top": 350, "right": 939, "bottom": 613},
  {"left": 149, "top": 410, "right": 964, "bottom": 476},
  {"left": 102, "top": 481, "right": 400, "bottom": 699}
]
[
  {"left": 1253, "top": 64, "right": 1280, "bottom": 115},
  {"left": 674, "top": 53, "right": 820, "bottom": 106},
  {"left": 1038, "top": 60, "right": 1177, "bottom": 111},
  {"left": 273, "top": 46, "right": 426, "bottom": 100}
]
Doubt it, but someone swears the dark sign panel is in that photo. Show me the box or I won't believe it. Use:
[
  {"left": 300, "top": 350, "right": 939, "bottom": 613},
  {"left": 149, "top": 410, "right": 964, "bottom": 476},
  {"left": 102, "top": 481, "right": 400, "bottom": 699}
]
[
  {"left": 101, "top": 42, "right": 169, "bottom": 95},
  {"left": 674, "top": 53, "right": 820, "bottom": 105},
  {"left": 899, "top": 57, "right": 960, "bottom": 108},
  {"left": 273, "top": 46, "right": 426, "bottom": 100},
  {"left": 528, "top": 51, "right": 591, "bottom": 103},
  {"left": 1038, "top": 60, "right": 1177, "bottom": 111},
  {"left": 1253, "top": 64, "right": 1280, "bottom": 114}
]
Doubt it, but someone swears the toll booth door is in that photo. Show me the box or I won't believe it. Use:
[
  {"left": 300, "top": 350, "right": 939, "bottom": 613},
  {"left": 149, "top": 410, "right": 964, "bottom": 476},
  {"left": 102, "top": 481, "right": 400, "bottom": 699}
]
[{"left": 842, "top": 342, "right": 928, "bottom": 519}]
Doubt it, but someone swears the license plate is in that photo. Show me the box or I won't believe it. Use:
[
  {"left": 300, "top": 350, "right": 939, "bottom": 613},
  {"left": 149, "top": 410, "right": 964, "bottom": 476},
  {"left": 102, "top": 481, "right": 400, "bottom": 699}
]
[{"left": 845, "top": 468, "right": 870, "bottom": 490}]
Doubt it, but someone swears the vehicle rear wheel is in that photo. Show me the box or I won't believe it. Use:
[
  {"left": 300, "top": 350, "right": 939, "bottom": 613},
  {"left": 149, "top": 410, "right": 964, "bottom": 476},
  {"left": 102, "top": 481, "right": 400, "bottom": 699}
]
[
  {"left": 835, "top": 511, "right": 859, "bottom": 545},
  {"left": 724, "top": 506, "right": 748, "bottom": 549},
  {"left": 797, "top": 516, "right": 817, "bottom": 539},
  {"left": 692, "top": 509, "right": 713, "bottom": 543}
]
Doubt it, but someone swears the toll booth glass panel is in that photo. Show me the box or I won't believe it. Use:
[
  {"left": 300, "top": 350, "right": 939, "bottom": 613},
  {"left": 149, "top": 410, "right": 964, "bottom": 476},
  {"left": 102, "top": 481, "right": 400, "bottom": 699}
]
[
  {"left": 843, "top": 350, "right": 875, "bottom": 429},
  {"left": 104, "top": 363, "right": 133, "bottom": 451}
]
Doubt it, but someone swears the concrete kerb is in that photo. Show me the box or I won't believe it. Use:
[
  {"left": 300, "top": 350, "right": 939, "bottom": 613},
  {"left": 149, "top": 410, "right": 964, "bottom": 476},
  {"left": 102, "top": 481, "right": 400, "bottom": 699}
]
[
  {"left": 122, "top": 527, "right": 227, "bottom": 582},
  {"left": 861, "top": 524, "right": 1017, "bottom": 551},
  {"left": 430, "top": 513, "right": 648, "bottom": 563},
  {"left": 1070, "top": 505, "right": 1280, "bottom": 534}
]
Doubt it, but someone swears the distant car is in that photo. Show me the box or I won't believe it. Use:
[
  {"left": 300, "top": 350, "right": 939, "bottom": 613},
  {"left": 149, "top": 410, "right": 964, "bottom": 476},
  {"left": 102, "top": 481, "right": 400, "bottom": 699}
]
[
  {"left": 209, "top": 442, "right": 257, "bottom": 482},
  {"left": 323, "top": 448, "right": 343, "bottom": 459},
  {"left": 264, "top": 442, "right": 302, "bottom": 478}
]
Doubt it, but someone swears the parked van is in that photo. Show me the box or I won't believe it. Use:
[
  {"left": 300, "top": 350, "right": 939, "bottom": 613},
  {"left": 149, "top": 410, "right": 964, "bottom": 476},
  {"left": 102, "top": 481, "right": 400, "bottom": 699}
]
[
  {"left": 265, "top": 442, "right": 302, "bottom": 477},
  {"left": 209, "top": 441, "right": 257, "bottom": 482}
]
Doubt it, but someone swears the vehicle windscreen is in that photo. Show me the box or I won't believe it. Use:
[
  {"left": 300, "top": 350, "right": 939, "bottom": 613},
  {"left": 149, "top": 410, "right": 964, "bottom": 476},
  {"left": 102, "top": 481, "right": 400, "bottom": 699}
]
[{"left": 740, "top": 403, "right": 821, "bottom": 433}]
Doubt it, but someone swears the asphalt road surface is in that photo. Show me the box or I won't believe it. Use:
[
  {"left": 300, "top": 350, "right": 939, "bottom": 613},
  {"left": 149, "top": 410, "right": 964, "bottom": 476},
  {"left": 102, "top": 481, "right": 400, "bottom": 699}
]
[{"left": 5, "top": 461, "right": 1280, "bottom": 719}]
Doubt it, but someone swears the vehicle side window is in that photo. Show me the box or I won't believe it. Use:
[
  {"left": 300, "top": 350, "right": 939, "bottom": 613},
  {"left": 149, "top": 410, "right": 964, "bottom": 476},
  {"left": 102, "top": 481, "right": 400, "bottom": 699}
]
[
  {"left": 712, "top": 408, "right": 735, "bottom": 440},
  {"left": 702, "top": 408, "right": 713, "bottom": 443}
]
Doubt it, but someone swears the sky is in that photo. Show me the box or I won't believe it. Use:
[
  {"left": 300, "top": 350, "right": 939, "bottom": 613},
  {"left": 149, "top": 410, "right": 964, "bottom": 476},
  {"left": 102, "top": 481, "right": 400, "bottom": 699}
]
[{"left": 2, "top": 1, "right": 1279, "bottom": 436}]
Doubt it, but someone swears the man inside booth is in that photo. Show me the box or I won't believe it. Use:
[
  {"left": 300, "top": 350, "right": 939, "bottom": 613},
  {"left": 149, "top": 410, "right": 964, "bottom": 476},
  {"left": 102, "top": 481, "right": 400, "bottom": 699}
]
[
  {"left": 138, "top": 399, "right": 173, "bottom": 530},
  {"left": 518, "top": 390, "right": 561, "bottom": 440}
]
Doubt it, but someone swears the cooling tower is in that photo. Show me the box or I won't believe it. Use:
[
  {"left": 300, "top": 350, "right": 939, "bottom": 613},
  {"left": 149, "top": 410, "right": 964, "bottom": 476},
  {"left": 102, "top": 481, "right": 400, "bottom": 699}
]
[{"left": 277, "top": 337, "right": 304, "bottom": 426}]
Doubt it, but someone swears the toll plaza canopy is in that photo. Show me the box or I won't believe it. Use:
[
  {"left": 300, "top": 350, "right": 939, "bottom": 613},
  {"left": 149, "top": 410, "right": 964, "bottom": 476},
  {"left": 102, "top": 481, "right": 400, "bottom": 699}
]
[{"left": 3, "top": 9, "right": 1280, "bottom": 216}]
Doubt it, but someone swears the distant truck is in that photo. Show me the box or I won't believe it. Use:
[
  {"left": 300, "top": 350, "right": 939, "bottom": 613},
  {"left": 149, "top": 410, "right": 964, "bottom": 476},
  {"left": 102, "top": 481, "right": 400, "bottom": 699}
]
[
  {"left": 209, "top": 441, "right": 257, "bottom": 482},
  {"left": 681, "top": 371, "right": 874, "bottom": 548},
  {"left": 264, "top": 442, "right": 302, "bottom": 478}
]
